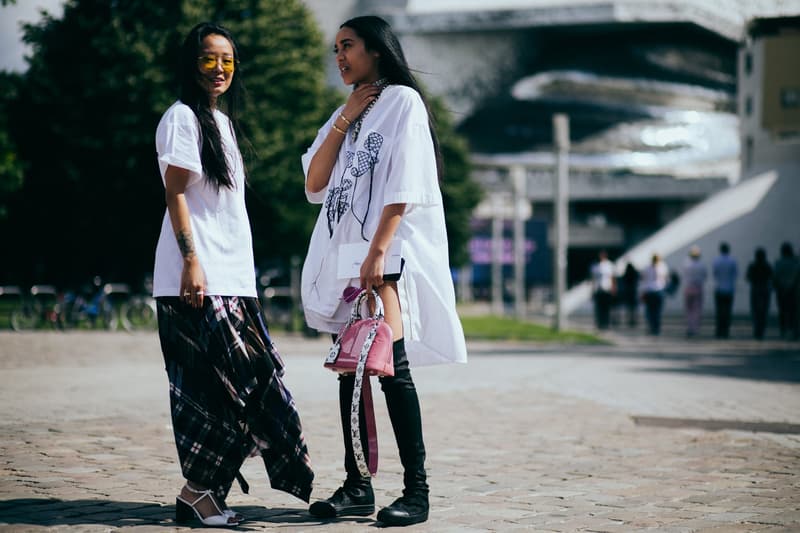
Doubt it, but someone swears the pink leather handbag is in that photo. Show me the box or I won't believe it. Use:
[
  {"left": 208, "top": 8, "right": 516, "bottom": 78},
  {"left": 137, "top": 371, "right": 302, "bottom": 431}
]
[
  {"left": 324, "top": 289, "right": 394, "bottom": 475},
  {"left": 325, "top": 289, "right": 394, "bottom": 377}
]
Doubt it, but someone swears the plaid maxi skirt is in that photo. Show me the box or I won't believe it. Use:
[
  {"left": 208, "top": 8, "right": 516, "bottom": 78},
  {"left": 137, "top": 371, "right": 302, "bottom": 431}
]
[{"left": 157, "top": 296, "right": 313, "bottom": 502}]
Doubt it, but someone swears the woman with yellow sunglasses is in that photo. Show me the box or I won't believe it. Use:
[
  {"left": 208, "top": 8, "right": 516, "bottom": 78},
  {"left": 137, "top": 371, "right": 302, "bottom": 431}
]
[{"left": 153, "top": 22, "right": 314, "bottom": 527}]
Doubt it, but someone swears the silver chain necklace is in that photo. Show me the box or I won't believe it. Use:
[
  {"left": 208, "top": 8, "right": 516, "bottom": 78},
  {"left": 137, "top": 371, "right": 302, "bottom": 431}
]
[{"left": 351, "top": 78, "right": 388, "bottom": 143}]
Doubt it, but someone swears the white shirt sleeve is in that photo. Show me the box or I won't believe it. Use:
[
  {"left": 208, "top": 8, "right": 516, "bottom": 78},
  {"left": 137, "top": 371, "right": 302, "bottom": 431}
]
[
  {"left": 156, "top": 104, "right": 203, "bottom": 185},
  {"left": 301, "top": 107, "right": 342, "bottom": 204},
  {"left": 383, "top": 89, "right": 441, "bottom": 208}
]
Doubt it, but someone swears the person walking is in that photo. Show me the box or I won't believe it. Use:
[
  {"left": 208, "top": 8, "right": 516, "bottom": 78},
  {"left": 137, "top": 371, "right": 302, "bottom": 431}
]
[
  {"left": 682, "top": 245, "right": 707, "bottom": 337},
  {"left": 619, "top": 262, "right": 640, "bottom": 327},
  {"left": 712, "top": 242, "right": 738, "bottom": 338},
  {"left": 746, "top": 248, "right": 773, "bottom": 340},
  {"left": 299, "top": 15, "right": 467, "bottom": 527},
  {"left": 590, "top": 250, "right": 616, "bottom": 329},
  {"left": 641, "top": 253, "right": 669, "bottom": 335},
  {"left": 153, "top": 23, "right": 313, "bottom": 527},
  {"left": 773, "top": 242, "right": 800, "bottom": 340}
]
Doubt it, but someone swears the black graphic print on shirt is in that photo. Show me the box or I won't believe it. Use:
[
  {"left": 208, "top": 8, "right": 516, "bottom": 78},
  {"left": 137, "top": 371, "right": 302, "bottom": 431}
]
[{"left": 325, "top": 132, "right": 384, "bottom": 239}]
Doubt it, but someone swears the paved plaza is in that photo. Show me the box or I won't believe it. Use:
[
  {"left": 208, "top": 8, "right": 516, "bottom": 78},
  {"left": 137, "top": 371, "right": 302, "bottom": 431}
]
[{"left": 0, "top": 327, "right": 798, "bottom": 531}]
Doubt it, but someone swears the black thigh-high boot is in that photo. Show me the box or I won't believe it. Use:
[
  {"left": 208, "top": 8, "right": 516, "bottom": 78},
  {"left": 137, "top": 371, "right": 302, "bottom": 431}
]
[
  {"left": 308, "top": 373, "right": 374, "bottom": 518},
  {"left": 376, "top": 338, "right": 429, "bottom": 526}
]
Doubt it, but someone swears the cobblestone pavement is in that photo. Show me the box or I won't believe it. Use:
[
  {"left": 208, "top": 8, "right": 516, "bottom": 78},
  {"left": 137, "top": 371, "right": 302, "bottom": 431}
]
[{"left": 0, "top": 329, "right": 798, "bottom": 532}]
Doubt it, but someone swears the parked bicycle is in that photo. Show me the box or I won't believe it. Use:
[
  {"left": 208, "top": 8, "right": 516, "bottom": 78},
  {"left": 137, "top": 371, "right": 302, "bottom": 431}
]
[
  {"left": 258, "top": 265, "right": 294, "bottom": 331},
  {"left": 119, "top": 275, "right": 157, "bottom": 331},
  {"left": 62, "top": 277, "right": 127, "bottom": 330},
  {"left": 8, "top": 285, "right": 64, "bottom": 331},
  {"left": 1, "top": 286, "right": 23, "bottom": 329}
]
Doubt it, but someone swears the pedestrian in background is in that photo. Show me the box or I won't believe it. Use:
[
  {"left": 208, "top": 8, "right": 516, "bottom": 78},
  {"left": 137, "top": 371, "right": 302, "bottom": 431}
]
[
  {"left": 642, "top": 253, "right": 669, "bottom": 335},
  {"left": 590, "top": 250, "right": 616, "bottom": 329},
  {"left": 712, "top": 242, "right": 738, "bottom": 339},
  {"left": 682, "top": 245, "right": 707, "bottom": 337},
  {"left": 300, "top": 15, "right": 467, "bottom": 527},
  {"left": 746, "top": 247, "right": 773, "bottom": 340},
  {"left": 619, "top": 262, "right": 640, "bottom": 327},
  {"left": 773, "top": 242, "right": 800, "bottom": 340},
  {"left": 153, "top": 23, "right": 313, "bottom": 527}
]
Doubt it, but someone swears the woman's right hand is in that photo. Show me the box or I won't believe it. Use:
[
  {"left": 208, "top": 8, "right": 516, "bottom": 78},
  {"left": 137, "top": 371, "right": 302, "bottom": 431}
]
[
  {"left": 180, "top": 256, "right": 207, "bottom": 309},
  {"left": 341, "top": 83, "right": 382, "bottom": 124},
  {"left": 306, "top": 83, "right": 383, "bottom": 195}
]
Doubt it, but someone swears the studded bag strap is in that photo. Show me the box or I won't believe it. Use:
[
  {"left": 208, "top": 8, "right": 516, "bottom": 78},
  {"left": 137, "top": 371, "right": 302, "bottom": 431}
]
[{"left": 349, "top": 293, "right": 383, "bottom": 477}]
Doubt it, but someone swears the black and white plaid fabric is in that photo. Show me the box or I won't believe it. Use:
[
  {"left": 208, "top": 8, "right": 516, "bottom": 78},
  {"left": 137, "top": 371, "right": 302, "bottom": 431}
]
[{"left": 157, "top": 296, "right": 313, "bottom": 503}]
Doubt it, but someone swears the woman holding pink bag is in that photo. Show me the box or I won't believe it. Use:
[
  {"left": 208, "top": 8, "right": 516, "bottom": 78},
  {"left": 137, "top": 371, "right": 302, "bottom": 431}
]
[{"left": 300, "top": 15, "right": 467, "bottom": 527}]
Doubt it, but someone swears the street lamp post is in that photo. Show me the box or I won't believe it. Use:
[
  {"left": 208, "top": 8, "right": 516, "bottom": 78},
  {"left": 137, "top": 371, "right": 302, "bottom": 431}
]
[
  {"left": 512, "top": 164, "right": 527, "bottom": 319},
  {"left": 553, "top": 114, "right": 570, "bottom": 331}
]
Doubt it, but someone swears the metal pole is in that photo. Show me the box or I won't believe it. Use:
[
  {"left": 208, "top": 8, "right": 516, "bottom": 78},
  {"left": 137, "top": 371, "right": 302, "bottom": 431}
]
[
  {"left": 491, "top": 194, "right": 504, "bottom": 315},
  {"left": 459, "top": 265, "right": 473, "bottom": 303},
  {"left": 553, "top": 114, "right": 570, "bottom": 331},
  {"left": 511, "top": 165, "right": 527, "bottom": 319},
  {"left": 290, "top": 255, "right": 301, "bottom": 332}
]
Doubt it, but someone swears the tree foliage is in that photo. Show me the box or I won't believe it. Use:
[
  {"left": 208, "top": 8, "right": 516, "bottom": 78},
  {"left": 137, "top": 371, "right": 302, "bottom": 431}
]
[
  {"left": 0, "top": 73, "right": 26, "bottom": 220},
  {"left": 3, "top": 1, "right": 184, "bottom": 284},
  {"left": 0, "top": 0, "right": 480, "bottom": 287},
  {"left": 430, "top": 96, "right": 483, "bottom": 267}
]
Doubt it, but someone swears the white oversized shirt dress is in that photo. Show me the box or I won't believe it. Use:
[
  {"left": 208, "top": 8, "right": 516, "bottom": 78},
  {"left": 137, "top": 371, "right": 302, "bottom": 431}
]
[
  {"left": 153, "top": 101, "right": 257, "bottom": 298},
  {"left": 300, "top": 85, "right": 467, "bottom": 367}
]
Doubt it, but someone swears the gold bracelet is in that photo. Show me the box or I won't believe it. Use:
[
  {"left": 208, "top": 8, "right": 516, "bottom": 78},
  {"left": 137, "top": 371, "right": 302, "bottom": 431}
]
[
  {"left": 331, "top": 124, "right": 347, "bottom": 135},
  {"left": 338, "top": 113, "right": 352, "bottom": 126}
]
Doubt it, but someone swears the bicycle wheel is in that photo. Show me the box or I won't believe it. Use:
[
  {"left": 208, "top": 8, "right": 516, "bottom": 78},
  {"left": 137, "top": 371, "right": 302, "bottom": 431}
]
[
  {"left": 98, "top": 300, "right": 119, "bottom": 331},
  {"left": 61, "top": 300, "right": 83, "bottom": 330},
  {"left": 118, "top": 303, "right": 133, "bottom": 332},
  {"left": 10, "top": 307, "right": 38, "bottom": 331},
  {"left": 126, "top": 299, "right": 157, "bottom": 330}
]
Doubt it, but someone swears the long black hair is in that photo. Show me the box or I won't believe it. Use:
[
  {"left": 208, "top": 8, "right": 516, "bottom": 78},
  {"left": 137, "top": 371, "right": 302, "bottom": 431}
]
[
  {"left": 341, "top": 16, "right": 444, "bottom": 180},
  {"left": 178, "top": 22, "right": 244, "bottom": 190}
]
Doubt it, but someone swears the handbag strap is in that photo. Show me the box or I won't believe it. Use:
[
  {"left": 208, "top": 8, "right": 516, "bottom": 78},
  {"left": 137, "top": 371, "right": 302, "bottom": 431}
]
[
  {"left": 327, "top": 289, "right": 384, "bottom": 364},
  {"left": 351, "top": 289, "right": 384, "bottom": 321},
  {"left": 349, "top": 316, "right": 382, "bottom": 477},
  {"left": 362, "top": 372, "right": 378, "bottom": 475}
]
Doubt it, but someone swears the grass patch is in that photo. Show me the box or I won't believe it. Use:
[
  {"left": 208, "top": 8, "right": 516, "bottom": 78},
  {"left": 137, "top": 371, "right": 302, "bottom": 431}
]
[{"left": 460, "top": 314, "right": 605, "bottom": 344}]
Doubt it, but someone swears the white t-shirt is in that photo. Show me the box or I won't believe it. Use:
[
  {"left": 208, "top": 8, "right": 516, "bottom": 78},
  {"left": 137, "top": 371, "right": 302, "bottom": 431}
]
[
  {"left": 642, "top": 261, "right": 669, "bottom": 292},
  {"left": 300, "top": 85, "right": 467, "bottom": 367},
  {"left": 153, "top": 101, "right": 256, "bottom": 298},
  {"left": 591, "top": 259, "right": 615, "bottom": 293}
]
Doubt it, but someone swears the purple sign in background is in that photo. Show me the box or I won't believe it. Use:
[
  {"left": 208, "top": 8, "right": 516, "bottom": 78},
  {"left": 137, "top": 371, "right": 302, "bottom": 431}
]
[
  {"left": 469, "top": 238, "right": 537, "bottom": 265},
  {"left": 466, "top": 218, "right": 552, "bottom": 285}
]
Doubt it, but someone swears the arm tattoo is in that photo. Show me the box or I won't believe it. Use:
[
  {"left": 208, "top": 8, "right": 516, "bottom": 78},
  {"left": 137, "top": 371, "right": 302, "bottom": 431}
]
[{"left": 176, "top": 230, "right": 196, "bottom": 259}]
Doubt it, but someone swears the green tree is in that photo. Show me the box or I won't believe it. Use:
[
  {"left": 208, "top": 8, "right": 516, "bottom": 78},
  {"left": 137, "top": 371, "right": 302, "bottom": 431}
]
[
  {"left": 430, "top": 96, "right": 483, "bottom": 267},
  {"left": 0, "top": 73, "right": 26, "bottom": 220},
  {"left": 1, "top": 0, "right": 336, "bottom": 285},
  {"left": 1, "top": 0, "right": 479, "bottom": 286},
  {"left": 3, "top": 1, "right": 184, "bottom": 284}
]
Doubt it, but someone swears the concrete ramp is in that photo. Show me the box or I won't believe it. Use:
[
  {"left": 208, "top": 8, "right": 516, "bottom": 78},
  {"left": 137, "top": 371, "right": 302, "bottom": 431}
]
[{"left": 564, "top": 168, "right": 792, "bottom": 315}]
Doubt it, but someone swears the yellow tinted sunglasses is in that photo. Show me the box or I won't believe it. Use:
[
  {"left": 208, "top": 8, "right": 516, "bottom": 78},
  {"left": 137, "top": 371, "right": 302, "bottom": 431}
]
[{"left": 197, "top": 55, "right": 236, "bottom": 73}]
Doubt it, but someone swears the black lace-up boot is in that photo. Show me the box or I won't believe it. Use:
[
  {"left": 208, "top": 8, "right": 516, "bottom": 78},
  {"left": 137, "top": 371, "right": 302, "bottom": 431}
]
[
  {"left": 308, "top": 374, "right": 374, "bottom": 518},
  {"left": 376, "top": 339, "right": 429, "bottom": 527}
]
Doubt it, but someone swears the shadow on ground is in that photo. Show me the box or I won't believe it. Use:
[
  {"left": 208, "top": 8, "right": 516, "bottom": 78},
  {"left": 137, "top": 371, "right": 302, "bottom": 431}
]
[
  {"left": 0, "top": 499, "right": 370, "bottom": 529},
  {"left": 468, "top": 341, "right": 800, "bottom": 384}
]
